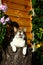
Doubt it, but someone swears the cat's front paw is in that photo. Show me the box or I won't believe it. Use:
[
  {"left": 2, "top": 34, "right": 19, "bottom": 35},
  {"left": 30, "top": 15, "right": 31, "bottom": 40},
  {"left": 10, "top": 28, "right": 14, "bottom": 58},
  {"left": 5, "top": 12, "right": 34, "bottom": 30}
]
[
  {"left": 23, "top": 47, "right": 27, "bottom": 55},
  {"left": 12, "top": 46, "right": 16, "bottom": 52}
]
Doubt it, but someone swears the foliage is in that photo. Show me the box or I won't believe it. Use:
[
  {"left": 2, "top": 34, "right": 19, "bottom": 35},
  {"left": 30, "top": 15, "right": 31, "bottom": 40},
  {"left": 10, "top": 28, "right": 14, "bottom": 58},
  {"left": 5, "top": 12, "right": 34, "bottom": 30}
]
[
  {"left": 32, "top": 0, "right": 43, "bottom": 9},
  {"left": 35, "top": 46, "right": 43, "bottom": 65},
  {"left": 32, "top": 0, "right": 43, "bottom": 65},
  {"left": 0, "top": 23, "right": 6, "bottom": 48},
  {"left": 32, "top": 0, "right": 43, "bottom": 43},
  {"left": 0, "top": 4, "right": 10, "bottom": 48}
]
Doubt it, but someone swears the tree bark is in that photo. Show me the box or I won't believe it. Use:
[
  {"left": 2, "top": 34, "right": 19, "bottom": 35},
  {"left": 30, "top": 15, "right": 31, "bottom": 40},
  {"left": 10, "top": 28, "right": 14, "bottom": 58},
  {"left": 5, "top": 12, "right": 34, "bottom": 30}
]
[{"left": 0, "top": 46, "right": 32, "bottom": 65}]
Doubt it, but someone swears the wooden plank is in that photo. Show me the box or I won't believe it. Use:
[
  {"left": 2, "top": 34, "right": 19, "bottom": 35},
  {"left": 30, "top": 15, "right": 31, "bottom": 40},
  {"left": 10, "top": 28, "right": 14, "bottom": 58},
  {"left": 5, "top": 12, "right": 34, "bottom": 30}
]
[
  {"left": 5, "top": 0, "right": 32, "bottom": 6},
  {"left": 2, "top": 0, "right": 32, "bottom": 12},
  {"left": 27, "top": 40, "right": 31, "bottom": 44},
  {"left": 26, "top": 33, "right": 32, "bottom": 39},
  {"left": 5, "top": 8, "right": 31, "bottom": 17},
  {"left": 9, "top": 16, "right": 32, "bottom": 26},
  {"left": 5, "top": 10, "right": 32, "bottom": 19},
  {"left": 5, "top": 1, "right": 32, "bottom": 12},
  {"left": 26, "top": 33, "right": 32, "bottom": 44},
  {"left": 27, "top": 40, "right": 30, "bottom": 44}
]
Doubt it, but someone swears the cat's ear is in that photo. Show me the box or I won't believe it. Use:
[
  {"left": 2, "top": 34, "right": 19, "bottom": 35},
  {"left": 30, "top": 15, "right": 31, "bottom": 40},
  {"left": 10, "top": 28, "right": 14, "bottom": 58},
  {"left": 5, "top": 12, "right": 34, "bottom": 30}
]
[
  {"left": 14, "top": 27, "right": 17, "bottom": 32},
  {"left": 23, "top": 28, "right": 26, "bottom": 32}
]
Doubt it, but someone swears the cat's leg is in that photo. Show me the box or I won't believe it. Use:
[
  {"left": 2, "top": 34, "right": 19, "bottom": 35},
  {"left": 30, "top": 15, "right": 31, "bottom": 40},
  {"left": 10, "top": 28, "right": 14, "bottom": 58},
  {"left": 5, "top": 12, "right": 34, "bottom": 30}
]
[
  {"left": 23, "top": 46, "right": 27, "bottom": 55},
  {"left": 10, "top": 41, "right": 17, "bottom": 52},
  {"left": 12, "top": 45, "right": 17, "bottom": 52}
]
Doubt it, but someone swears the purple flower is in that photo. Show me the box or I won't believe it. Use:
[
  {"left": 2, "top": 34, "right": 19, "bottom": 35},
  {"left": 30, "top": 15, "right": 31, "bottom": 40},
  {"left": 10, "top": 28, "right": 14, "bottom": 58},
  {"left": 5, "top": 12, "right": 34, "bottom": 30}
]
[
  {"left": 0, "top": 16, "right": 10, "bottom": 25},
  {"left": 0, "top": 16, "right": 5, "bottom": 23},
  {"left": 0, "top": 4, "right": 7, "bottom": 12}
]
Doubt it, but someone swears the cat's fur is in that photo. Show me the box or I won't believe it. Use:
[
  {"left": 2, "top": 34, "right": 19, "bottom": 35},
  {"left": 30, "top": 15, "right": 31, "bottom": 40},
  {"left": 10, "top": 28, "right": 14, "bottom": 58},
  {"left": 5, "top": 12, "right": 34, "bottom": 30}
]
[{"left": 10, "top": 28, "right": 27, "bottom": 55}]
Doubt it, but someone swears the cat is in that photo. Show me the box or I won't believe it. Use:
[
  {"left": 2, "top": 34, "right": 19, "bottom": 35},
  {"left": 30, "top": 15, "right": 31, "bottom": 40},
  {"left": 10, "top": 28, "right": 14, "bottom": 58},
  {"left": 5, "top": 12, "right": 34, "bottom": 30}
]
[{"left": 10, "top": 28, "right": 27, "bottom": 55}]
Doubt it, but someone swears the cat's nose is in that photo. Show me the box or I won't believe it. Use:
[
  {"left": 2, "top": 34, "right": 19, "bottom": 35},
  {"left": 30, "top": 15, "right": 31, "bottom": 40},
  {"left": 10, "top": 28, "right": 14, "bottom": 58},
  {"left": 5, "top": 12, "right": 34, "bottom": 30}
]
[{"left": 19, "top": 34, "right": 21, "bottom": 36}]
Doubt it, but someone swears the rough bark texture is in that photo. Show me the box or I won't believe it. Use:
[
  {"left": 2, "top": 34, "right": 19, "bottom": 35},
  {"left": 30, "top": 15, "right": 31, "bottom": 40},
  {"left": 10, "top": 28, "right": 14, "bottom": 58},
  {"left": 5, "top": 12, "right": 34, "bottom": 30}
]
[{"left": 0, "top": 46, "right": 32, "bottom": 65}]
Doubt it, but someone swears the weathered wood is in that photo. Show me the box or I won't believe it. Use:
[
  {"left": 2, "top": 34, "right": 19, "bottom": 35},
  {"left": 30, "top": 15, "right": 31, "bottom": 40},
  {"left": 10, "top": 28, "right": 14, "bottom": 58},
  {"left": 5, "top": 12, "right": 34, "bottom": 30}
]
[
  {"left": 8, "top": 15, "right": 32, "bottom": 21},
  {"left": 0, "top": 46, "right": 32, "bottom": 65},
  {"left": 5, "top": 9, "right": 32, "bottom": 18},
  {"left": 8, "top": 17, "right": 32, "bottom": 27},
  {"left": 4, "top": 0, "right": 32, "bottom": 12},
  {"left": 26, "top": 33, "right": 32, "bottom": 39},
  {"left": 6, "top": 9, "right": 30, "bottom": 14},
  {"left": 3, "top": 0, "right": 32, "bottom": 6}
]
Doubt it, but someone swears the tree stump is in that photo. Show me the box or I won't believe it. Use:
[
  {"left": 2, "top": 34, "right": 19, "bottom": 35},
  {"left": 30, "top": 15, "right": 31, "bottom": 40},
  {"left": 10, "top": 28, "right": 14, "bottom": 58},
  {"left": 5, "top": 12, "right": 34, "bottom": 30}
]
[{"left": 0, "top": 46, "right": 32, "bottom": 65}]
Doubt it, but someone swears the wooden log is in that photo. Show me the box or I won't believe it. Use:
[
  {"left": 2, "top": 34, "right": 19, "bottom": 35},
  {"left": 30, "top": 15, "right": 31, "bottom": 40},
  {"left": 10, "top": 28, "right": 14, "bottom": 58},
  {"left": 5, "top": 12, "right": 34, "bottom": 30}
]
[
  {"left": 26, "top": 33, "right": 32, "bottom": 39},
  {"left": 3, "top": 0, "right": 32, "bottom": 6},
  {"left": 6, "top": 9, "right": 30, "bottom": 14},
  {"left": 27, "top": 40, "right": 30, "bottom": 44},
  {"left": 27, "top": 40, "right": 32, "bottom": 45},
  {"left": 5, "top": 1, "right": 32, "bottom": 12},
  {"left": 9, "top": 16, "right": 32, "bottom": 26},
  {"left": 5, "top": 9, "right": 32, "bottom": 18}
]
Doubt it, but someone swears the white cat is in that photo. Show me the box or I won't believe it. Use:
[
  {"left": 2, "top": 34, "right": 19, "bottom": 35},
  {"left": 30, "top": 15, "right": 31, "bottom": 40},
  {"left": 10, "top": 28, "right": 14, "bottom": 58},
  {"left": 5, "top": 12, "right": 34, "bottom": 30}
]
[{"left": 10, "top": 28, "right": 27, "bottom": 55}]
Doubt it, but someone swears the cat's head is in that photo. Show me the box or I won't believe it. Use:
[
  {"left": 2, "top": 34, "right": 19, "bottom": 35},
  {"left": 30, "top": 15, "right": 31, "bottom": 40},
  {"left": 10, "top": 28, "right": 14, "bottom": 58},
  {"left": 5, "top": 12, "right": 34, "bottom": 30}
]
[{"left": 14, "top": 28, "right": 26, "bottom": 39}]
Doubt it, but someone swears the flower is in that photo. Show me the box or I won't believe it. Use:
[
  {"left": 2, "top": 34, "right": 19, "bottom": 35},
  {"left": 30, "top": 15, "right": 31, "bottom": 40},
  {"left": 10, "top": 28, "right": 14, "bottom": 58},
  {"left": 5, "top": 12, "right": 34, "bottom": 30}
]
[
  {"left": 0, "top": 4, "right": 7, "bottom": 12},
  {"left": 0, "top": 2, "right": 10, "bottom": 48},
  {"left": 0, "top": 16, "right": 10, "bottom": 25},
  {"left": 0, "top": 16, "right": 5, "bottom": 23}
]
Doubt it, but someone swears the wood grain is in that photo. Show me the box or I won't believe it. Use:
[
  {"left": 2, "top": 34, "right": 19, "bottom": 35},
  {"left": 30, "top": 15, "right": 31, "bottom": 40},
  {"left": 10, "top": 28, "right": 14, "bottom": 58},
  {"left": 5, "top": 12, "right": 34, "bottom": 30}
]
[
  {"left": 5, "top": 9, "right": 32, "bottom": 18},
  {"left": 6, "top": 0, "right": 32, "bottom": 6},
  {"left": 26, "top": 33, "right": 32, "bottom": 39},
  {"left": 6, "top": 2, "right": 32, "bottom": 12},
  {"left": 9, "top": 16, "right": 32, "bottom": 26}
]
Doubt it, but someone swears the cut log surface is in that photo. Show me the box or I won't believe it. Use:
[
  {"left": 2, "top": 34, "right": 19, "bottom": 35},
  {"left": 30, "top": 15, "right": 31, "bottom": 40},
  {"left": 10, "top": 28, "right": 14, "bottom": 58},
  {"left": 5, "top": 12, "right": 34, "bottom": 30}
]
[{"left": 0, "top": 46, "right": 32, "bottom": 65}]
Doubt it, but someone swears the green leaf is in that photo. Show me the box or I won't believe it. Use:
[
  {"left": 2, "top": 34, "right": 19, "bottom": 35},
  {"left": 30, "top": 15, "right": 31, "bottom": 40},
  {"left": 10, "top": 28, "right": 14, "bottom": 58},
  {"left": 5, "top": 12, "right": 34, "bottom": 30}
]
[
  {"left": 32, "top": 0, "right": 36, "bottom": 7},
  {"left": 28, "top": 10, "right": 33, "bottom": 15},
  {"left": 0, "top": 24, "right": 6, "bottom": 46}
]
